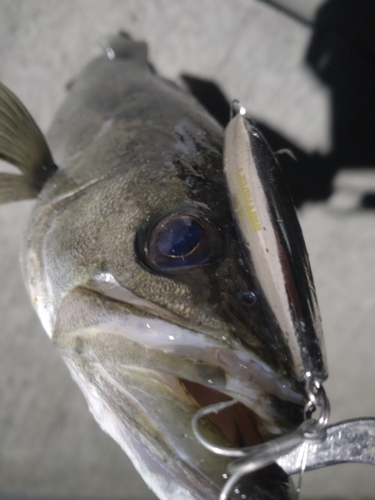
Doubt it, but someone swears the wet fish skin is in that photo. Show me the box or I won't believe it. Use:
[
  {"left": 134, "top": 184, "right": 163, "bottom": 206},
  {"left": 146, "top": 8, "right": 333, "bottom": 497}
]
[{"left": 0, "top": 35, "right": 312, "bottom": 500}]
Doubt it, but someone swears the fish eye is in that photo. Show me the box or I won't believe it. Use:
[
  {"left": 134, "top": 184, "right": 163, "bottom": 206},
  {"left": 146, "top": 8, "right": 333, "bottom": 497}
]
[
  {"left": 139, "top": 212, "right": 220, "bottom": 271},
  {"left": 155, "top": 216, "right": 202, "bottom": 258}
]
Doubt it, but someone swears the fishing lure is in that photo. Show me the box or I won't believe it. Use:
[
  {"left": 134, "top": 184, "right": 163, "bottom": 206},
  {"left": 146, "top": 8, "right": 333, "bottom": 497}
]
[{"left": 192, "top": 101, "right": 375, "bottom": 499}]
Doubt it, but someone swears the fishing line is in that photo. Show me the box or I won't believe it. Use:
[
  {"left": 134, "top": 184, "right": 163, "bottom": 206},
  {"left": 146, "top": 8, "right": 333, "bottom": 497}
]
[{"left": 295, "top": 441, "right": 308, "bottom": 499}]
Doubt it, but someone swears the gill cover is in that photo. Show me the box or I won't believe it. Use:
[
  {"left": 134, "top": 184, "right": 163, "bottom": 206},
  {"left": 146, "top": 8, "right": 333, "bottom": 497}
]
[
  {"left": 223, "top": 106, "right": 327, "bottom": 382},
  {"left": 0, "top": 82, "right": 57, "bottom": 204}
]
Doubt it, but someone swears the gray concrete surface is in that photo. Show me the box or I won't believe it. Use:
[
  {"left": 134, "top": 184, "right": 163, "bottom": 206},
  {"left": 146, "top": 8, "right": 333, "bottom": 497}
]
[{"left": 0, "top": 1, "right": 375, "bottom": 499}]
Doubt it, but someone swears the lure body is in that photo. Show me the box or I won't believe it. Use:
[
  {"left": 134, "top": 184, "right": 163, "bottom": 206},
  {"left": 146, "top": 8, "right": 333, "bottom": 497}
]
[{"left": 224, "top": 112, "right": 327, "bottom": 382}]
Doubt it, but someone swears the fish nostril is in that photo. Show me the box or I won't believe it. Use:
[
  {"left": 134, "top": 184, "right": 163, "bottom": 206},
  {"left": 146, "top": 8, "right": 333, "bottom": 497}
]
[{"left": 238, "top": 290, "right": 257, "bottom": 306}]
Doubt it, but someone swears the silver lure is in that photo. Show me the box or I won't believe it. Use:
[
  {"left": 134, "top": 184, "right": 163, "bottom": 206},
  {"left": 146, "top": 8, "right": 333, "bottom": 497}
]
[{"left": 223, "top": 102, "right": 326, "bottom": 383}]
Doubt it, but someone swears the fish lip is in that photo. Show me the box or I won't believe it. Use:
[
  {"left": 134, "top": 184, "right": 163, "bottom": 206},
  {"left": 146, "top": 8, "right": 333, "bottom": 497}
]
[{"left": 84, "top": 272, "right": 305, "bottom": 411}]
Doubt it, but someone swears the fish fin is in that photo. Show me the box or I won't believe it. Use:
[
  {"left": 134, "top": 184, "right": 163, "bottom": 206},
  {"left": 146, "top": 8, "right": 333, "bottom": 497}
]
[
  {"left": 102, "top": 32, "right": 148, "bottom": 61},
  {"left": 0, "top": 173, "right": 37, "bottom": 203},
  {"left": 0, "top": 81, "right": 57, "bottom": 204}
]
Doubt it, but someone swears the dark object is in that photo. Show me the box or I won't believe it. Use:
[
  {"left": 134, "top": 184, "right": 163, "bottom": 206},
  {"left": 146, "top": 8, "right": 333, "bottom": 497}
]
[{"left": 181, "top": 75, "right": 231, "bottom": 128}]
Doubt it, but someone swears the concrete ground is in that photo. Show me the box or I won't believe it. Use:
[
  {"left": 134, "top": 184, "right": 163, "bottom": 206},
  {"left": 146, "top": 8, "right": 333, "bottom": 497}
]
[{"left": 0, "top": 0, "right": 375, "bottom": 499}]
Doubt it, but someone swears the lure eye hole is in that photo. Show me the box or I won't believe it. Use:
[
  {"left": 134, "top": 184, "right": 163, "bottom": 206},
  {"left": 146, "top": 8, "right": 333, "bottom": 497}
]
[
  {"left": 142, "top": 212, "right": 220, "bottom": 271},
  {"left": 238, "top": 290, "right": 257, "bottom": 306}
]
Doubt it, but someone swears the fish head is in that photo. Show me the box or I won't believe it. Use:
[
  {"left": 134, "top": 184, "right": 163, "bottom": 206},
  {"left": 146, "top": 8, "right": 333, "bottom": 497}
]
[
  {"left": 22, "top": 112, "right": 305, "bottom": 499},
  {"left": 0, "top": 42, "right": 321, "bottom": 499}
]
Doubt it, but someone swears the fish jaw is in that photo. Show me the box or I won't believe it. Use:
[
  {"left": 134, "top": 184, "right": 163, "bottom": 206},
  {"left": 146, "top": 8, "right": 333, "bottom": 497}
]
[
  {"left": 47, "top": 278, "right": 304, "bottom": 500},
  {"left": 63, "top": 355, "right": 225, "bottom": 500}
]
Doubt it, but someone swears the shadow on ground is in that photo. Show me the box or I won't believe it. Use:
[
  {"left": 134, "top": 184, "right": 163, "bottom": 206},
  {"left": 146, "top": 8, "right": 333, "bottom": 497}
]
[{"left": 183, "top": 0, "right": 375, "bottom": 209}]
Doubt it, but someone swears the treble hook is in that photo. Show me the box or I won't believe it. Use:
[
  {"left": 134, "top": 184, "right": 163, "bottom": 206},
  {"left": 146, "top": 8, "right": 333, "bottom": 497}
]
[
  {"left": 193, "top": 400, "right": 375, "bottom": 500},
  {"left": 192, "top": 400, "right": 326, "bottom": 500}
]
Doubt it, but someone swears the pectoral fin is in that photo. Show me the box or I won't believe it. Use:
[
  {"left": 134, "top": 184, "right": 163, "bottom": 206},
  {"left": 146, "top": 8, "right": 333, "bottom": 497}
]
[{"left": 0, "top": 82, "right": 57, "bottom": 204}]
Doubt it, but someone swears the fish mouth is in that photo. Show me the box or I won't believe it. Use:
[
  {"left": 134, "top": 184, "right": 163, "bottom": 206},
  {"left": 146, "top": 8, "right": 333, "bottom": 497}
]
[
  {"left": 180, "top": 378, "right": 267, "bottom": 449},
  {"left": 52, "top": 273, "right": 304, "bottom": 497},
  {"left": 54, "top": 271, "right": 305, "bottom": 433},
  {"left": 90, "top": 271, "right": 305, "bottom": 403}
]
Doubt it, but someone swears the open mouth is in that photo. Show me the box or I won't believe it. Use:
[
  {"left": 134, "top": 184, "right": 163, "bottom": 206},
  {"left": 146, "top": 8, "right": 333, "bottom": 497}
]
[
  {"left": 180, "top": 378, "right": 298, "bottom": 500},
  {"left": 61, "top": 273, "right": 305, "bottom": 458},
  {"left": 181, "top": 379, "right": 266, "bottom": 449},
  {"left": 68, "top": 272, "right": 306, "bottom": 446}
]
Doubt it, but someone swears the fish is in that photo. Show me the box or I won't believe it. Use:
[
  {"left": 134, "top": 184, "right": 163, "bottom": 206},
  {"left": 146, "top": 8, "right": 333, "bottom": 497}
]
[{"left": 0, "top": 33, "right": 327, "bottom": 500}]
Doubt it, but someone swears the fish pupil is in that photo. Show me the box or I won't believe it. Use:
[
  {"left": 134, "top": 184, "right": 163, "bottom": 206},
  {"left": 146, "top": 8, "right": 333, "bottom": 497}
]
[{"left": 157, "top": 218, "right": 202, "bottom": 258}]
